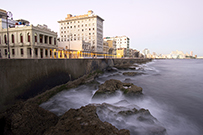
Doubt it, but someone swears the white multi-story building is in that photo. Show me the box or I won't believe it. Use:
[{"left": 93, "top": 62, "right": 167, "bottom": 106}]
[
  {"left": 0, "top": 9, "right": 58, "bottom": 59},
  {"left": 58, "top": 10, "right": 104, "bottom": 53}
]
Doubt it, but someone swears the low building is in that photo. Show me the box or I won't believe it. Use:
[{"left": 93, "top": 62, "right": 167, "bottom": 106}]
[
  {"left": 116, "top": 48, "right": 126, "bottom": 58},
  {"left": 0, "top": 9, "right": 58, "bottom": 59}
]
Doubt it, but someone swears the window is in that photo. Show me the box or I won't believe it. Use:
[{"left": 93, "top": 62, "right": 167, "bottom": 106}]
[
  {"left": 89, "top": 28, "right": 91, "bottom": 30},
  {"left": 20, "top": 33, "right": 23, "bottom": 43},
  {"left": 45, "top": 36, "right": 48, "bottom": 44},
  {"left": 4, "top": 35, "right": 7, "bottom": 44},
  {"left": 54, "top": 38, "right": 56, "bottom": 45},
  {"left": 35, "top": 33, "right": 37, "bottom": 42},
  {"left": 5, "top": 49, "right": 7, "bottom": 56},
  {"left": 49, "top": 37, "right": 52, "bottom": 44},
  {"left": 21, "top": 48, "right": 24, "bottom": 55},
  {"left": 12, "top": 34, "right": 14, "bottom": 43},
  {"left": 27, "top": 33, "right": 30, "bottom": 42},
  {"left": 78, "top": 25, "right": 80, "bottom": 27},
  {"left": 0, "top": 36, "right": 1, "bottom": 44},
  {"left": 93, "top": 28, "right": 94, "bottom": 30},
  {"left": 12, "top": 49, "right": 15, "bottom": 55},
  {"left": 70, "top": 26, "right": 72, "bottom": 28},
  {"left": 40, "top": 34, "right": 43, "bottom": 43}
]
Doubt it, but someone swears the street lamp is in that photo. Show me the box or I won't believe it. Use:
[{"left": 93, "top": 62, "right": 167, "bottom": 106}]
[{"left": 6, "top": 11, "right": 13, "bottom": 59}]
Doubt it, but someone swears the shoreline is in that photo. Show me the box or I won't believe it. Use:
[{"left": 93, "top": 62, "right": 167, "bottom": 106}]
[{"left": 0, "top": 59, "right": 155, "bottom": 135}]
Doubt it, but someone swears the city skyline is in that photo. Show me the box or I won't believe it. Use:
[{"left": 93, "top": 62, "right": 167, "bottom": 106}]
[{"left": 2, "top": 0, "right": 203, "bottom": 56}]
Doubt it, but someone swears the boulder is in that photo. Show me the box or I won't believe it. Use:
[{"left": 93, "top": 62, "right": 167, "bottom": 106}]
[
  {"left": 92, "top": 79, "right": 143, "bottom": 99},
  {"left": 0, "top": 102, "right": 58, "bottom": 135},
  {"left": 44, "top": 104, "right": 130, "bottom": 135}
]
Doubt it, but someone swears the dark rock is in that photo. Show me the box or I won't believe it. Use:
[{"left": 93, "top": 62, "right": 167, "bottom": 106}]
[
  {"left": 44, "top": 104, "right": 130, "bottom": 135},
  {"left": 92, "top": 79, "right": 143, "bottom": 99},
  {"left": 92, "top": 79, "right": 123, "bottom": 99},
  {"left": 123, "top": 72, "right": 145, "bottom": 76},
  {"left": 106, "top": 66, "right": 118, "bottom": 72},
  {"left": 0, "top": 102, "right": 58, "bottom": 135}
]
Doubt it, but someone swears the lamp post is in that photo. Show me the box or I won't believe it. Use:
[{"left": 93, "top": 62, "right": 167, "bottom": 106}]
[{"left": 6, "top": 11, "right": 13, "bottom": 59}]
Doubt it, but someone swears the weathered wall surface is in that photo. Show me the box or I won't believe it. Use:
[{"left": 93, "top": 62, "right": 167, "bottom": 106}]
[
  {"left": 0, "top": 58, "right": 151, "bottom": 112},
  {"left": 0, "top": 59, "right": 111, "bottom": 111}
]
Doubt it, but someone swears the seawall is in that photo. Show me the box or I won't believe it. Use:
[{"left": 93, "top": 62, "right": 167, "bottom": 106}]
[{"left": 0, "top": 58, "right": 151, "bottom": 112}]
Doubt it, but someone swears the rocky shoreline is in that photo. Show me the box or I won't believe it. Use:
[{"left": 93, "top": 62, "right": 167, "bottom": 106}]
[{"left": 0, "top": 59, "right": 166, "bottom": 135}]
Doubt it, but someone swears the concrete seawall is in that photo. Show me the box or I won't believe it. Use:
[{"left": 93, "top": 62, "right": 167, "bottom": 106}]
[{"left": 0, "top": 58, "right": 151, "bottom": 112}]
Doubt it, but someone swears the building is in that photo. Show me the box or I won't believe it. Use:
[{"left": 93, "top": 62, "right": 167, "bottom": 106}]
[
  {"left": 0, "top": 9, "right": 58, "bottom": 59},
  {"left": 104, "top": 36, "right": 130, "bottom": 57},
  {"left": 142, "top": 48, "right": 150, "bottom": 58},
  {"left": 58, "top": 10, "right": 104, "bottom": 53},
  {"left": 103, "top": 41, "right": 109, "bottom": 54},
  {"left": 103, "top": 39, "right": 116, "bottom": 55},
  {"left": 116, "top": 48, "right": 127, "bottom": 58}
]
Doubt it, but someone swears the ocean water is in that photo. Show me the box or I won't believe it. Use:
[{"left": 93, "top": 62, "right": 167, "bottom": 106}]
[{"left": 40, "top": 59, "right": 203, "bottom": 135}]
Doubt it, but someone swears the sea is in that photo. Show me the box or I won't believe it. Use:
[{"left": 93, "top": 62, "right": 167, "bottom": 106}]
[{"left": 40, "top": 59, "right": 203, "bottom": 135}]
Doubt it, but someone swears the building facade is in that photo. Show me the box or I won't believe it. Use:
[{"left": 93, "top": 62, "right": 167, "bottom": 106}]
[
  {"left": 0, "top": 9, "right": 58, "bottom": 59},
  {"left": 104, "top": 36, "right": 130, "bottom": 57},
  {"left": 58, "top": 10, "right": 104, "bottom": 53}
]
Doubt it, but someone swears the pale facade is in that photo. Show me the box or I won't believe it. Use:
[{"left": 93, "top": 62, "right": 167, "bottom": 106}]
[
  {"left": 104, "top": 36, "right": 130, "bottom": 57},
  {"left": 59, "top": 40, "right": 91, "bottom": 51},
  {"left": 58, "top": 10, "right": 104, "bottom": 53},
  {"left": 0, "top": 9, "right": 58, "bottom": 59},
  {"left": 103, "top": 41, "right": 109, "bottom": 54}
]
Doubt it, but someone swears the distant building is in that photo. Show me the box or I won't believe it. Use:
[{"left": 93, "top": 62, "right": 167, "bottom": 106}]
[
  {"left": 103, "top": 38, "right": 116, "bottom": 55},
  {"left": 142, "top": 48, "right": 150, "bottom": 58},
  {"left": 104, "top": 36, "right": 130, "bottom": 57},
  {"left": 103, "top": 41, "right": 109, "bottom": 54},
  {"left": 0, "top": 9, "right": 57, "bottom": 59},
  {"left": 116, "top": 48, "right": 127, "bottom": 58},
  {"left": 190, "top": 51, "right": 193, "bottom": 56},
  {"left": 58, "top": 10, "right": 104, "bottom": 53}
]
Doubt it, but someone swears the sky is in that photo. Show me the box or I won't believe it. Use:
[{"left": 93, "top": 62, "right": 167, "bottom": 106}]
[{"left": 1, "top": 0, "right": 203, "bottom": 56}]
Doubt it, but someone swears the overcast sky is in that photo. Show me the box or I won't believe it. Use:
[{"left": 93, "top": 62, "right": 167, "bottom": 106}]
[{"left": 2, "top": 0, "right": 203, "bottom": 56}]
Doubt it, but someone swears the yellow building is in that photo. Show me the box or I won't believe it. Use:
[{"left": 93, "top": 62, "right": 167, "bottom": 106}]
[{"left": 116, "top": 48, "right": 126, "bottom": 58}]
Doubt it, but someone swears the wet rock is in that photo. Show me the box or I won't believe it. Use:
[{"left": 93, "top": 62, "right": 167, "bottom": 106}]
[
  {"left": 97, "top": 103, "right": 167, "bottom": 135},
  {"left": 123, "top": 85, "right": 143, "bottom": 96},
  {"left": 106, "top": 66, "right": 118, "bottom": 72},
  {"left": 92, "top": 79, "right": 123, "bottom": 99},
  {"left": 123, "top": 72, "right": 145, "bottom": 76},
  {"left": 129, "top": 66, "right": 136, "bottom": 70},
  {"left": 0, "top": 102, "right": 58, "bottom": 135},
  {"left": 44, "top": 104, "right": 130, "bottom": 135},
  {"left": 92, "top": 79, "right": 143, "bottom": 99}
]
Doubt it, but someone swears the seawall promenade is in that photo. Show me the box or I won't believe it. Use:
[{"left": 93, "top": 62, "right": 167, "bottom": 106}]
[{"left": 0, "top": 58, "right": 152, "bottom": 112}]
